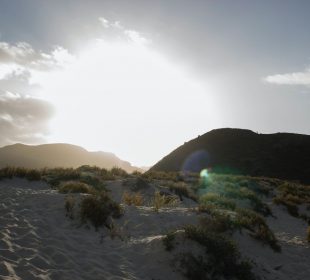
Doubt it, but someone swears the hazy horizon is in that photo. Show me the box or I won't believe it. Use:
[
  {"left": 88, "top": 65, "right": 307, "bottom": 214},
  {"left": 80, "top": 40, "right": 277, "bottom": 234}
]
[{"left": 1, "top": 0, "right": 310, "bottom": 166}]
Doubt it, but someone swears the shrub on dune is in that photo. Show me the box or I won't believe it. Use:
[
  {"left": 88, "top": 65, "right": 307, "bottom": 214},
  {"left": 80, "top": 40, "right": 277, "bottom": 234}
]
[
  {"left": 80, "top": 192, "right": 123, "bottom": 230},
  {"left": 200, "top": 193, "right": 236, "bottom": 211},
  {"left": 182, "top": 224, "right": 255, "bottom": 280},
  {"left": 152, "top": 191, "right": 179, "bottom": 212},
  {"left": 59, "top": 181, "right": 93, "bottom": 194},
  {"left": 122, "top": 191, "right": 144, "bottom": 206}
]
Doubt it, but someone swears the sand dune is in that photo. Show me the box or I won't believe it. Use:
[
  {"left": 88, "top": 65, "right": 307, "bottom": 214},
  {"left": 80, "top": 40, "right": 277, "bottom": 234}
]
[{"left": 0, "top": 178, "right": 309, "bottom": 280}]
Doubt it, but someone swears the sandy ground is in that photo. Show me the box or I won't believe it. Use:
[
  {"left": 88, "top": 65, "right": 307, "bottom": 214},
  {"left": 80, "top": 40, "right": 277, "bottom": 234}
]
[
  {"left": 0, "top": 178, "right": 309, "bottom": 280},
  {"left": 0, "top": 178, "right": 197, "bottom": 280}
]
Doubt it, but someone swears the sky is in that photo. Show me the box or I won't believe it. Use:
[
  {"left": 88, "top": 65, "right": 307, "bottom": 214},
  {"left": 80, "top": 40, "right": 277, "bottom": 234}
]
[{"left": 0, "top": 0, "right": 310, "bottom": 167}]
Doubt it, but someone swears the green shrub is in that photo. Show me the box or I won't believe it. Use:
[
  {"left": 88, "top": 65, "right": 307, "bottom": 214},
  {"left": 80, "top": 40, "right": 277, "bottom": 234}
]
[
  {"left": 200, "top": 193, "right": 236, "bottom": 210},
  {"left": 0, "top": 167, "right": 42, "bottom": 181},
  {"left": 110, "top": 167, "right": 128, "bottom": 177},
  {"left": 168, "top": 182, "right": 198, "bottom": 202},
  {"left": 152, "top": 191, "right": 179, "bottom": 212},
  {"left": 59, "top": 181, "right": 93, "bottom": 194},
  {"left": 273, "top": 196, "right": 299, "bottom": 217},
  {"left": 199, "top": 214, "right": 234, "bottom": 233},
  {"left": 122, "top": 191, "right": 144, "bottom": 206},
  {"left": 182, "top": 225, "right": 255, "bottom": 280},
  {"left": 235, "top": 208, "right": 280, "bottom": 252},
  {"left": 80, "top": 192, "right": 123, "bottom": 230}
]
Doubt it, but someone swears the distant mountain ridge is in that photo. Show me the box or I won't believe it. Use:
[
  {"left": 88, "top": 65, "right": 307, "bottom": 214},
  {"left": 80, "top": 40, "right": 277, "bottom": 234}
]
[
  {"left": 0, "top": 143, "right": 141, "bottom": 172},
  {"left": 150, "top": 128, "right": 310, "bottom": 184}
]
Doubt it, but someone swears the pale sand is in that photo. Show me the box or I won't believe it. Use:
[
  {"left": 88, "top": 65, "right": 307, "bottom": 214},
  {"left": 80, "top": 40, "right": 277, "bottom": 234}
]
[{"left": 0, "top": 178, "right": 309, "bottom": 280}]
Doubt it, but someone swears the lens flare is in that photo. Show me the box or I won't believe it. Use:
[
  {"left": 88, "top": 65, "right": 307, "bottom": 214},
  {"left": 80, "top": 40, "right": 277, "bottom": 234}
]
[{"left": 200, "top": 168, "right": 209, "bottom": 179}]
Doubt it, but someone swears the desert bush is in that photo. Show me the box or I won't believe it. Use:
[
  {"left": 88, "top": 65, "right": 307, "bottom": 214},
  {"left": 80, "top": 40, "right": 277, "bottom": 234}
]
[
  {"left": 235, "top": 208, "right": 280, "bottom": 252},
  {"left": 199, "top": 214, "right": 234, "bottom": 233},
  {"left": 0, "top": 167, "right": 42, "bottom": 181},
  {"left": 163, "top": 231, "right": 176, "bottom": 251},
  {"left": 122, "top": 191, "right": 144, "bottom": 206},
  {"left": 45, "top": 168, "right": 81, "bottom": 186},
  {"left": 182, "top": 225, "right": 255, "bottom": 280},
  {"left": 152, "top": 191, "right": 179, "bottom": 212},
  {"left": 110, "top": 167, "right": 128, "bottom": 177},
  {"left": 168, "top": 182, "right": 198, "bottom": 201},
  {"left": 223, "top": 185, "right": 271, "bottom": 216},
  {"left": 142, "top": 171, "right": 179, "bottom": 182},
  {"left": 131, "top": 170, "right": 142, "bottom": 176},
  {"left": 59, "top": 181, "right": 93, "bottom": 194},
  {"left": 200, "top": 193, "right": 236, "bottom": 210},
  {"left": 79, "top": 175, "right": 106, "bottom": 191},
  {"left": 278, "top": 182, "right": 310, "bottom": 203},
  {"left": 80, "top": 192, "right": 123, "bottom": 230},
  {"left": 273, "top": 196, "right": 299, "bottom": 217}
]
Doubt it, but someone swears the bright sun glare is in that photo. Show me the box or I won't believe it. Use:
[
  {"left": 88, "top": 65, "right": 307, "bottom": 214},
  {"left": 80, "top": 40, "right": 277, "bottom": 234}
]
[{"left": 32, "top": 32, "right": 215, "bottom": 166}]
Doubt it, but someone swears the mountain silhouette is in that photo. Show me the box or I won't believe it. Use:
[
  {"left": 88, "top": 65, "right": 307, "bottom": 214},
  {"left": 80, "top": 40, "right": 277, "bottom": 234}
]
[
  {"left": 0, "top": 143, "right": 141, "bottom": 172},
  {"left": 150, "top": 128, "right": 310, "bottom": 183}
]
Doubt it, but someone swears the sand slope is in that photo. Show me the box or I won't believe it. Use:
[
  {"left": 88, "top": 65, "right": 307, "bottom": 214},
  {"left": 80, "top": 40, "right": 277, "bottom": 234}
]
[
  {"left": 0, "top": 178, "right": 196, "bottom": 280},
  {"left": 0, "top": 178, "right": 309, "bottom": 280}
]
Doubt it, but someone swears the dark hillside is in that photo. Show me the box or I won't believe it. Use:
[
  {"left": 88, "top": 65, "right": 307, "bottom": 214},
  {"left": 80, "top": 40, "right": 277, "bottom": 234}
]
[{"left": 151, "top": 128, "right": 310, "bottom": 183}]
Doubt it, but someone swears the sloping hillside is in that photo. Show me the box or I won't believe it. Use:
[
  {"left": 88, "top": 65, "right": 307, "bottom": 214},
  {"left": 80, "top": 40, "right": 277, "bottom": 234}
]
[
  {"left": 0, "top": 143, "right": 140, "bottom": 172},
  {"left": 151, "top": 128, "right": 310, "bottom": 183}
]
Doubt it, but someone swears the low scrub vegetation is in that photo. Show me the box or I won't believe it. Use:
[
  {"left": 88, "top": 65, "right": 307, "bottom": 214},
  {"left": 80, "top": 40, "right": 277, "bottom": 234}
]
[
  {"left": 80, "top": 192, "right": 123, "bottom": 230},
  {"left": 122, "top": 191, "right": 144, "bottom": 206},
  {"left": 59, "top": 181, "right": 93, "bottom": 194},
  {"left": 167, "top": 182, "right": 198, "bottom": 201},
  {"left": 200, "top": 193, "right": 236, "bottom": 211},
  {"left": 0, "top": 166, "right": 42, "bottom": 181},
  {"left": 273, "top": 182, "right": 310, "bottom": 217},
  {"left": 181, "top": 224, "right": 255, "bottom": 280},
  {"left": 152, "top": 191, "right": 179, "bottom": 212},
  {"left": 234, "top": 208, "right": 280, "bottom": 252}
]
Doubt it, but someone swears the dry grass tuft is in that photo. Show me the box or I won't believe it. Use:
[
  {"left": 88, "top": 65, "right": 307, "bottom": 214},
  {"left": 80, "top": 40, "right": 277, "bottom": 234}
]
[{"left": 122, "top": 191, "right": 144, "bottom": 206}]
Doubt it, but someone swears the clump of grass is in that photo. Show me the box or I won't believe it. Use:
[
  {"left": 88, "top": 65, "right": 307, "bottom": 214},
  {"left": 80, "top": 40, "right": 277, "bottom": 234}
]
[
  {"left": 45, "top": 168, "right": 81, "bottom": 187},
  {"left": 199, "top": 214, "right": 235, "bottom": 233},
  {"left": 272, "top": 182, "right": 310, "bottom": 218},
  {"left": 59, "top": 181, "right": 93, "bottom": 194},
  {"left": 110, "top": 167, "right": 128, "bottom": 177},
  {"left": 168, "top": 182, "right": 198, "bottom": 201},
  {"left": 223, "top": 185, "right": 271, "bottom": 216},
  {"left": 273, "top": 196, "right": 299, "bottom": 217},
  {"left": 182, "top": 225, "right": 255, "bottom": 280},
  {"left": 152, "top": 191, "right": 179, "bottom": 212},
  {"left": 200, "top": 192, "right": 236, "bottom": 210},
  {"left": 131, "top": 170, "right": 142, "bottom": 176},
  {"left": 80, "top": 192, "right": 123, "bottom": 230},
  {"left": 234, "top": 208, "right": 280, "bottom": 252},
  {"left": 65, "top": 195, "right": 76, "bottom": 219},
  {"left": 122, "top": 191, "right": 144, "bottom": 206},
  {"left": 0, "top": 166, "right": 42, "bottom": 181},
  {"left": 162, "top": 231, "right": 176, "bottom": 251},
  {"left": 142, "top": 171, "right": 179, "bottom": 182},
  {"left": 79, "top": 175, "right": 106, "bottom": 191}
]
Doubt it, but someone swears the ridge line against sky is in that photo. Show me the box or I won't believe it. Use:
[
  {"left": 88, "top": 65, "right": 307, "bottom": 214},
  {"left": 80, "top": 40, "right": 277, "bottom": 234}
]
[{"left": 0, "top": 0, "right": 310, "bottom": 166}]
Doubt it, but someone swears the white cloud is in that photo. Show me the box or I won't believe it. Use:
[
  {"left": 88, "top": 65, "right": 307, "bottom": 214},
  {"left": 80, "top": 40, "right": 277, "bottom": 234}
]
[
  {"left": 0, "top": 42, "right": 74, "bottom": 82},
  {"left": 0, "top": 90, "right": 54, "bottom": 145},
  {"left": 264, "top": 68, "right": 310, "bottom": 86},
  {"left": 98, "top": 17, "right": 149, "bottom": 45}
]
